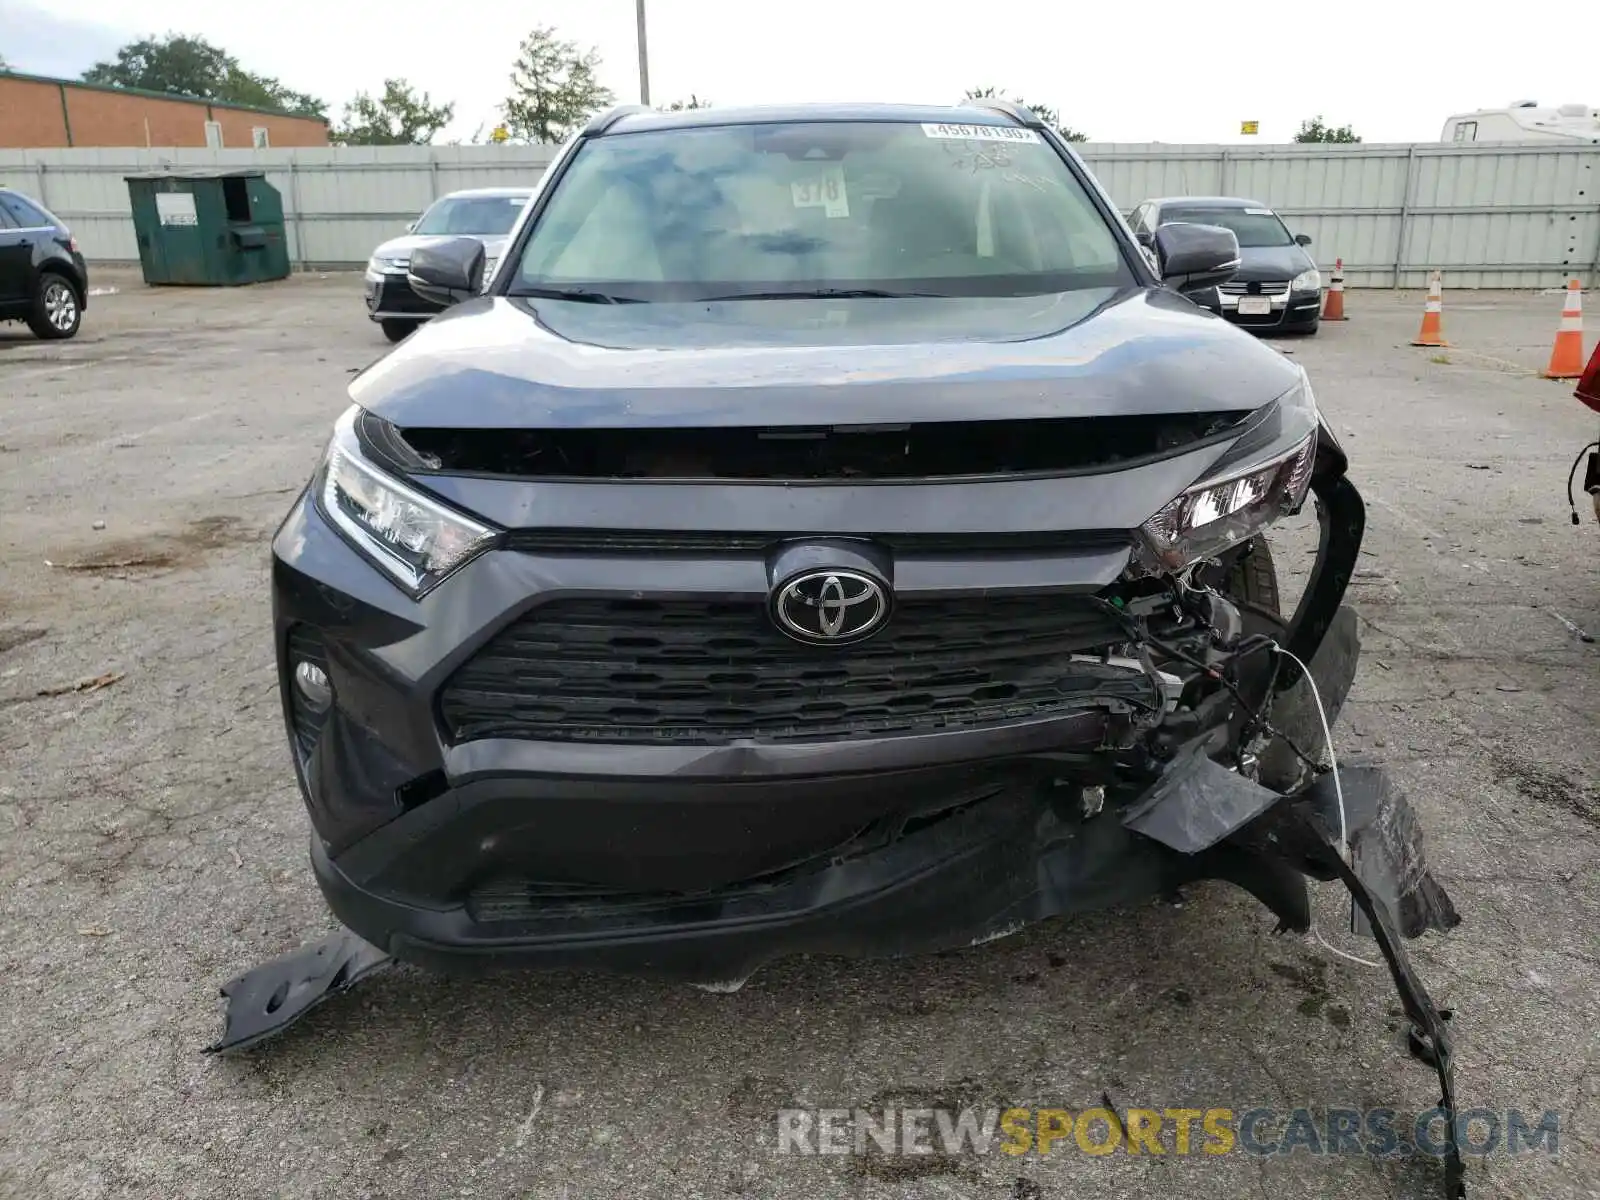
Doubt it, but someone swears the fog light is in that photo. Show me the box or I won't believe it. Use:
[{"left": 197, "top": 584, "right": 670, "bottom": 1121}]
[{"left": 294, "top": 661, "right": 332, "bottom": 712}]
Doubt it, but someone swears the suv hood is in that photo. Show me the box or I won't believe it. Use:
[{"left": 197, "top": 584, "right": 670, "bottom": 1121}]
[
  {"left": 350, "top": 286, "right": 1303, "bottom": 429},
  {"left": 370, "top": 232, "right": 510, "bottom": 262}
]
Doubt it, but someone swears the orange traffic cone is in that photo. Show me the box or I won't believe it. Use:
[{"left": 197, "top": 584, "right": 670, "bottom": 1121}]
[
  {"left": 1541, "top": 279, "right": 1586, "bottom": 379},
  {"left": 1322, "top": 258, "right": 1347, "bottom": 320},
  {"left": 1412, "top": 271, "right": 1447, "bottom": 346}
]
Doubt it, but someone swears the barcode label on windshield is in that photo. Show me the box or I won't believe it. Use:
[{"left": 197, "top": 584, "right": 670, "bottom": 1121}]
[{"left": 921, "top": 123, "right": 1041, "bottom": 143}]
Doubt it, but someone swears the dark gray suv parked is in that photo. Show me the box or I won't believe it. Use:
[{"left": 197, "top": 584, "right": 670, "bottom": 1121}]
[{"left": 262, "top": 110, "right": 1461, "bottom": 1163}]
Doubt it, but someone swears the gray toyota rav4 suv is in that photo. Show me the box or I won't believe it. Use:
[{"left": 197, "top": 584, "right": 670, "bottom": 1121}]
[{"left": 254, "top": 106, "right": 1463, "bottom": 1180}]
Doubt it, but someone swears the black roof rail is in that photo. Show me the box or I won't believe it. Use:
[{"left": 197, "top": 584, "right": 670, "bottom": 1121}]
[
  {"left": 965, "top": 99, "right": 1045, "bottom": 130},
  {"left": 584, "top": 105, "right": 652, "bottom": 135}
]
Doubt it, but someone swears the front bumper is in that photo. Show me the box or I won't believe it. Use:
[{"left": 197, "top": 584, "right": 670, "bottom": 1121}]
[
  {"left": 312, "top": 773, "right": 1191, "bottom": 981},
  {"left": 272, "top": 454, "right": 1365, "bottom": 978},
  {"left": 1200, "top": 285, "right": 1322, "bottom": 331},
  {"left": 364, "top": 270, "right": 442, "bottom": 322}
]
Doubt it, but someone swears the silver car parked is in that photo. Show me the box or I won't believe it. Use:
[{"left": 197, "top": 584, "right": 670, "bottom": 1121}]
[{"left": 364, "top": 187, "right": 532, "bottom": 342}]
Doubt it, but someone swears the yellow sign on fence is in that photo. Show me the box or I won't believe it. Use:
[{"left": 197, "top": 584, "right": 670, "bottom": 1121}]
[{"left": 1240, "top": 120, "right": 1260, "bottom": 135}]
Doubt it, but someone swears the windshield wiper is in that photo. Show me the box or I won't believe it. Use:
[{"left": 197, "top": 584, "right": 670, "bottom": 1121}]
[
  {"left": 510, "top": 286, "right": 643, "bottom": 304},
  {"left": 698, "top": 287, "right": 948, "bottom": 301}
]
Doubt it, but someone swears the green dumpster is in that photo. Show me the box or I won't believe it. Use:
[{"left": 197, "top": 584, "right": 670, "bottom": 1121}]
[{"left": 125, "top": 170, "right": 291, "bottom": 286}]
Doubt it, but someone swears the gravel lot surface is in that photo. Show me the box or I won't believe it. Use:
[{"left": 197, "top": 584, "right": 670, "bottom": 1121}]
[{"left": 2, "top": 274, "right": 1596, "bottom": 1199}]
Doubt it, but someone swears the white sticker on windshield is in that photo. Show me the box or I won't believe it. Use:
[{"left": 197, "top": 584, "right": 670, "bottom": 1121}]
[
  {"left": 1244, "top": 208, "right": 1275, "bottom": 215},
  {"left": 921, "top": 123, "right": 1041, "bottom": 143},
  {"left": 791, "top": 164, "right": 849, "bottom": 218}
]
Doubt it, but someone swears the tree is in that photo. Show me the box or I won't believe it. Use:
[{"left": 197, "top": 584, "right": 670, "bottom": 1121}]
[
  {"left": 500, "top": 25, "right": 614, "bottom": 145},
  {"left": 1294, "top": 115, "right": 1361, "bottom": 144},
  {"left": 82, "top": 34, "right": 325, "bottom": 117},
  {"left": 222, "top": 65, "right": 324, "bottom": 118},
  {"left": 332, "top": 79, "right": 454, "bottom": 145},
  {"left": 664, "top": 95, "right": 712, "bottom": 111},
  {"left": 964, "top": 87, "right": 1087, "bottom": 141}
]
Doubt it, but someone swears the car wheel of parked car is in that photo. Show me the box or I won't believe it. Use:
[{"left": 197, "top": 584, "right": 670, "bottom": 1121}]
[
  {"left": 381, "top": 319, "right": 421, "bottom": 343},
  {"left": 28, "top": 273, "right": 81, "bottom": 340}
]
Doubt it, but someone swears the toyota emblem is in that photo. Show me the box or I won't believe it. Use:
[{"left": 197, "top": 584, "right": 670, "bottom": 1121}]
[{"left": 771, "top": 569, "right": 891, "bottom": 645}]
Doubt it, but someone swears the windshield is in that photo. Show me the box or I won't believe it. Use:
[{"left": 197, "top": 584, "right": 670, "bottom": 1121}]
[
  {"left": 509, "top": 121, "right": 1133, "bottom": 301},
  {"left": 414, "top": 194, "right": 530, "bottom": 236},
  {"left": 1160, "top": 206, "right": 1293, "bottom": 248}
]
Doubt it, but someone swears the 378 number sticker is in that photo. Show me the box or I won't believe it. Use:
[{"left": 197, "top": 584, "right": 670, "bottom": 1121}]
[{"left": 791, "top": 165, "right": 849, "bottom": 218}]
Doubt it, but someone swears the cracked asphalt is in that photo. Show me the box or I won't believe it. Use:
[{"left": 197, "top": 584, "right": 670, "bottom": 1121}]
[{"left": 1, "top": 274, "right": 1596, "bottom": 1199}]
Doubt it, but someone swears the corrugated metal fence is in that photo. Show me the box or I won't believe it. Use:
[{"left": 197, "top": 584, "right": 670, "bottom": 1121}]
[
  {"left": 1086, "top": 141, "right": 1600, "bottom": 288},
  {"left": 3, "top": 141, "right": 1597, "bottom": 287}
]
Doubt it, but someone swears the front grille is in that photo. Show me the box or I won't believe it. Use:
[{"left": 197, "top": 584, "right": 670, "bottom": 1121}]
[
  {"left": 1219, "top": 281, "right": 1289, "bottom": 295},
  {"left": 1227, "top": 309, "right": 1286, "bottom": 327},
  {"left": 439, "top": 595, "right": 1142, "bottom": 745},
  {"left": 503, "top": 529, "right": 1128, "bottom": 555},
  {"left": 397, "top": 412, "right": 1250, "bottom": 481}
]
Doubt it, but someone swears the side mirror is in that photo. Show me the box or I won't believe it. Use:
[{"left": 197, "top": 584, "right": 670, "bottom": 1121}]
[
  {"left": 405, "top": 220, "right": 418, "bottom": 233},
  {"left": 1152, "top": 222, "right": 1240, "bottom": 293},
  {"left": 1294, "top": 233, "right": 1313, "bottom": 247},
  {"left": 407, "top": 238, "right": 485, "bottom": 307}
]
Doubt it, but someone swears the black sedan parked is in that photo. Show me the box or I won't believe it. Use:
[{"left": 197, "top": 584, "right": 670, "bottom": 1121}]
[
  {"left": 0, "top": 187, "right": 88, "bottom": 340},
  {"left": 1128, "top": 196, "right": 1321, "bottom": 333}
]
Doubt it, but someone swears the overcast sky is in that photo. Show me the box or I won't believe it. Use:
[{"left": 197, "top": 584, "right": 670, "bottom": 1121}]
[{"left": 4, "top": 0, "right": 1596, "bottom": 144}]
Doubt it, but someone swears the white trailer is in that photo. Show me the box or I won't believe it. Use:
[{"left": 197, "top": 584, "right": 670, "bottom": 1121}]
[{"left": 1442, "top": 102, "right": 1600, "bottom": 144}]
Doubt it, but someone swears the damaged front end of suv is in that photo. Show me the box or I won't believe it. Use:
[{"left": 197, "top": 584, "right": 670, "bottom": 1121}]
[{"left": 217, "top": 101, "right": 1466, "bottom": 1196}]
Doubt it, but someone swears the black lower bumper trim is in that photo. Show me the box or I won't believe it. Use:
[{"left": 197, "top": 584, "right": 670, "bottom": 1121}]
[{"left": 311, "top": 782, "right": 1190, "bottom": 981}]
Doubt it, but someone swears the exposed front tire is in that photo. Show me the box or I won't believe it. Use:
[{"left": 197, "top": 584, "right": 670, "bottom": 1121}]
[
  {"left": 28, "top": 272, "right": 81, "bottom": 340},
  {"left": 381, "top": 319, "right": 421, "bottom": 343},
  {"left": 1220, "top": 537, "right": 1281, "bottom": 615}
]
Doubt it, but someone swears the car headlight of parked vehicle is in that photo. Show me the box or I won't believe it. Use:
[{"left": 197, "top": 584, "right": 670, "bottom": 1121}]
[
  {"left": 318, "top": 407, "right": 497, "bottom": 597},
  {"left": 1139, "top": 373, "right": 1318, "bottom": 570},
  {"left": 1291, "top": 268, "right": 1322, "bottom": 293},
  {"left": 366, "top": 255, "right": 410, "bottom": 275}
]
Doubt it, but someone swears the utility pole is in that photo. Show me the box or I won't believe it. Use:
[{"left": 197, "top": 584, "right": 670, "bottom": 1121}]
[{"left": 635, "top": 0, "right": 651, "bottom": 106}]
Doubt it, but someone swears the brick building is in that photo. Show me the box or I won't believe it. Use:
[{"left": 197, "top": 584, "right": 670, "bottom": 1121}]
[{"left": 0, "top": 70, "right": 330, "bottom": 149}]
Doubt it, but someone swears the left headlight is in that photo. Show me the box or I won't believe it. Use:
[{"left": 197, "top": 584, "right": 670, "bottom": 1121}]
[
  {"left": 1139, "top": 373, "right": 1320, "bottom": 571},
  {"left": 1292, "top": 268, "right": 1322, "bottom": 293},
  {"left": 1140, "top": 436, "right": 1315, "bottom": 571},
  {"left": 319, "top": 408, "right": 497, "bottom": 597}
]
